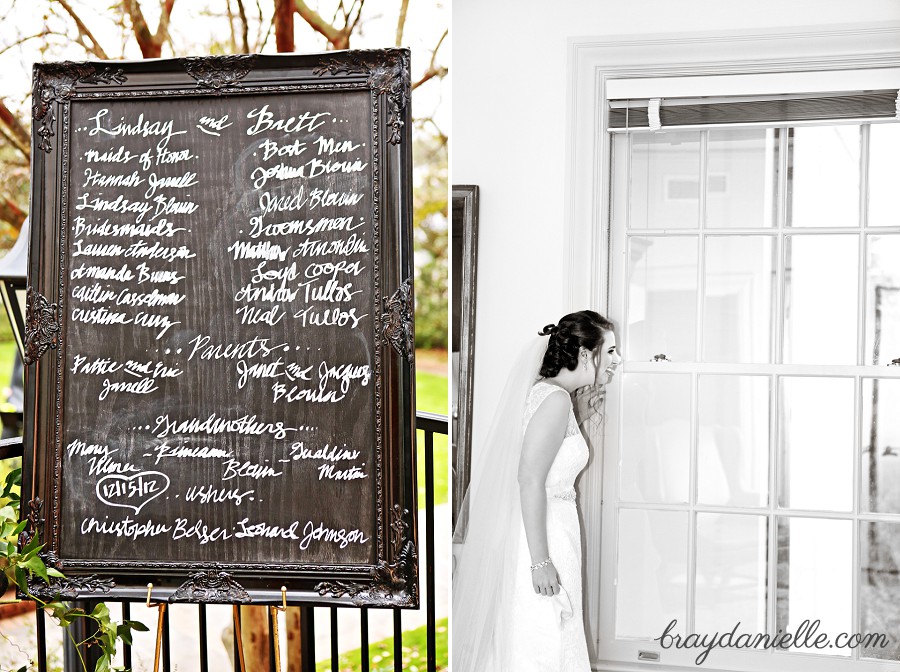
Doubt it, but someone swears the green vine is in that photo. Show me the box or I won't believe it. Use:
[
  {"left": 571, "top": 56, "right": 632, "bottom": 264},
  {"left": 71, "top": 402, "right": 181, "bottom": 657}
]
[{"left": 0, "top": 466, "right": 148, "bottom": 672}]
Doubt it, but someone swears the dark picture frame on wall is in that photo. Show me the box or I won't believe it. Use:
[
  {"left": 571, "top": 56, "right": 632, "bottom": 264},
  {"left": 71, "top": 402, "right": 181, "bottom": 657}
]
[
  {"left": 451, "top": 184, "right": 479, "bottom": 539},
  {"left": 22, "top": 50, "right": 417, "bottom": 606}
]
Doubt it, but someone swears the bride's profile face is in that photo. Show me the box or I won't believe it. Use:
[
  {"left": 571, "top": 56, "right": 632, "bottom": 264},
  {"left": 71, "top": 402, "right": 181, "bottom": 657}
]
[{"left": 594, "top": 332, "right": 621, "bottom": 385}]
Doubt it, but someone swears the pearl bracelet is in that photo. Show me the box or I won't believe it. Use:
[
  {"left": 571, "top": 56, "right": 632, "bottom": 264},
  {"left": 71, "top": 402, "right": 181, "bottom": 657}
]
[{"left": 530, "top": 558, "right": 552, "bottom": 572}]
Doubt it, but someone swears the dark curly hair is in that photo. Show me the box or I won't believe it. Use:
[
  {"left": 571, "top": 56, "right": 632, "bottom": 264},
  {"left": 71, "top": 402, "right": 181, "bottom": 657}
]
[{"left": 538, "top": 310, "right": 615, "bottom": 378}]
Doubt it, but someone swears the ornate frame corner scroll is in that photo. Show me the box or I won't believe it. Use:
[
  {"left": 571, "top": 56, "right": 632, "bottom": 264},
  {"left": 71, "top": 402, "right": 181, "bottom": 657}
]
[
  {"left": 382, "top": 278, "right": 414, "bottom": 361},
  {"left": 23, "top": 288, "right": 61, "bottom": 365},
  {"left": 315, "top": 505, "right": 418, "bottom": 607},
  {"left": 314, "top": 49, "right": 411, "bottom": 145},
  {"left": 181, "top": 54, "right": 258, "bottom": 90},
  {"left": 26, "top": 575, "right": 115, "bottom": 601},
  {"left": 32, "top": 63, "right": 126, "bottom": 153},
  {"left": 171, "top": 569, "right": 252, "bottom": 603}
]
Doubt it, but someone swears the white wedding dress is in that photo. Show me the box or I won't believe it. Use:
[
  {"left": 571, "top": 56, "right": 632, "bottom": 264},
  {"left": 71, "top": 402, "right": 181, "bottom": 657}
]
[{"left": 509, "top": 380, "right": 592, "bottom": 671}]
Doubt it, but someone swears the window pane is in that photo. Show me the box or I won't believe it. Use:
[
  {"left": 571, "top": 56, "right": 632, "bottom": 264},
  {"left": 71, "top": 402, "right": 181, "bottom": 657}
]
[
  {"left": 865, "top": 234, "right": 900, "bottom": 366},
  {"left": 696, "top": 513, "right": 768, "bottom": 634},
  {"left": 627, "top": 236, "right": 698, "bottom": 362},
  {"left": 707, "top": 128, "right": 777, "bottom": 228},
  {"left": 621, "top": 373, "right": 691, "bottom": 504},
  {"left": 698, "top": 375, "right": 769, "bottom": 507},
  {"left": 868, "top": 123, "right": 900, "bottom": 227},
  {"left": 861, "top": 378, "right": 900, "bottom": 514},
  {"left": 703, "top": 235, "right": 775, "bottom": 363},
  {"left": 788, "top": 125, "right": 860, "bottom": 228},
  {"left": 776, "top": 518, "right": 852, "bottom": 656},
  {"left": 616, "top": 509, "right": 688, "bottom": 638},
  {"left": 630, "top": 131, "right": 701, "bottom": 229},
  {"left": 779, "top": 377, "right": 854, "bottom": 511},
  {"left": 860, "top": 521, "right": 900, "bottom": 661},
  {"left": 783, "top": 234, "right": 858, "bottom": 365}
]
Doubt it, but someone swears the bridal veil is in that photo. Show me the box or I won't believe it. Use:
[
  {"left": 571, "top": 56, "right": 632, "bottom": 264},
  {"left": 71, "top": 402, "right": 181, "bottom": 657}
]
[{"left": 452, "top": 335, "right": 549, "bottom": 671}]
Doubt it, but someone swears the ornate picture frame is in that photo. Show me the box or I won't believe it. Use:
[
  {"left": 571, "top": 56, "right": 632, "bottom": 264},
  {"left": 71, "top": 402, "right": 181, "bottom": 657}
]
[
  {"left": 451, "top": 184, "right": 479, "bottom": 539},
  {"left": 23, "top": 51, "right": 417, "bottom": 606}
]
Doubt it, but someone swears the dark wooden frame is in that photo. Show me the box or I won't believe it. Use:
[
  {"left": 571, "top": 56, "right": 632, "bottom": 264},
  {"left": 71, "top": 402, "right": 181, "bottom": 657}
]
[
  {"left": 22, "top": 51, "right": 417, "bottom": 607},
  {"left": 451, "top": 185, "right": 479, "bottom": 538}
]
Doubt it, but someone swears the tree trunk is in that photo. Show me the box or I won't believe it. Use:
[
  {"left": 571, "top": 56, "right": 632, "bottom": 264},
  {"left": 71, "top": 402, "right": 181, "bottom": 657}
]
[
  {"left": 239, "top": 605, "right": 271, "bottom": 672},
  {"left": 285, "top": 607, "right": 302, "bottom": 672},
  {"left": 275, "top": 0, "right": 294, "bottom": 53}
]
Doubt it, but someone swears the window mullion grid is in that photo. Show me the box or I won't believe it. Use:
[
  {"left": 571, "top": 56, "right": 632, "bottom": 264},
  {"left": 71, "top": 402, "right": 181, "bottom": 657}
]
[
  {"left": 619, "top": 500, "right": 876, "bottom": 520},
  {"left": 766, "top": 367, "right": 779, "bottom": 651},
  {"left": 612, "top": 131, "right": 632, "bottom": 636},
  {"left": 687, "top": 131, "right": 708, "bottom": 636},
  {"left": 852, "top": 375, "right": 861, "bottom": 661},
  {"left": 768, "top": 125, "right": 790, "bottom": 645},
  {"left": 776, "top": 126, "right": 790, "bottom": 366},
  {"left": 697, "top": 130, "right": 708, "bottom": 364},
  {"left": 858, "top": 125, "right": 870, "bottom": 368},
  {"left": 686, "top": 371, "right": 699, "bottom": 636},
  {"left": 628, "top": 226, "right": 892, "bottom": 235},
  {"left": 851, "top": 125, "right": 869, "bottom": 661}
]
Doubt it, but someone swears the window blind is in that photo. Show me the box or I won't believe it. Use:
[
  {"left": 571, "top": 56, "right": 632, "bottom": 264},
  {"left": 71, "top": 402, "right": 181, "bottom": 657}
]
[{"left": 607, "top": 90, "right": 900, "bottom": 130}]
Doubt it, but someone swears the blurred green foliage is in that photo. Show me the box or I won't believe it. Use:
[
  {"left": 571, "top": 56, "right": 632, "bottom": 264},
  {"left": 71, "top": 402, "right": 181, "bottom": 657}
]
[
  {"left": 413, "top": 133, "right": 448, "bottom": 350},
  {"left": 315, "top": 617, "right": 448, "bottom": 672}
]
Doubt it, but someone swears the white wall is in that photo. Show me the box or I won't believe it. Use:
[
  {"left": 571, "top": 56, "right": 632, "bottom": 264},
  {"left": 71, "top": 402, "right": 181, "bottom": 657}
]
[{"left": 453, "top": 0, "right": 900, "bottom": 453}]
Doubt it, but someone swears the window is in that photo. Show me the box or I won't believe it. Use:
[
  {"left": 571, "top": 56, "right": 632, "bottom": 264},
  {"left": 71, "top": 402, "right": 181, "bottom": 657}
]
[
  {"left": 564, "top": 24, "right": 900, "bottom": 672},
  {"left": 602, "top": 118, "right": 900, "bottom": 670}
]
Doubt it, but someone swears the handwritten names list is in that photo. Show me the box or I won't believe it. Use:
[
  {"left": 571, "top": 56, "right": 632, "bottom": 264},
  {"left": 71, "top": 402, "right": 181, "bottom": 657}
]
[{"left": 60, "top": 92, "right": 377, "bottom": 565}]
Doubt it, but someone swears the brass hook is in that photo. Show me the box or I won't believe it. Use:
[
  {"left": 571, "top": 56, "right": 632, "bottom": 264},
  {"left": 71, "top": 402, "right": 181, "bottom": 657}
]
[
  {"left": 146, "top": 583, "right": 166, "bottom": 672},
  {"left": 270, "top": 586, "right": 288, "bottom": 672}
]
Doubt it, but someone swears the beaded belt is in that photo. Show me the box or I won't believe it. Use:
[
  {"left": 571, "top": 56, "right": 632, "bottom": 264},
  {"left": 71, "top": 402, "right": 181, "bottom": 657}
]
[{"left": 549, "top": 488, "right": 576, "bottom": 502}]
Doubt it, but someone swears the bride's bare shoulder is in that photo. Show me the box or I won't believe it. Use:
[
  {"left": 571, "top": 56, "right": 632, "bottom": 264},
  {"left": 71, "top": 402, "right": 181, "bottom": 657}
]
[{"left": 526, "top": 381, "right": 570, "bottom": 427}]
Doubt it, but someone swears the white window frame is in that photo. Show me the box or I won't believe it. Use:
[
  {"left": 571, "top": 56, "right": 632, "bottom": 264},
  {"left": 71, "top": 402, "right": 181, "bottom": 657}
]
[{"left": 564, "top": 22, "right": 900, "bottom": 672}]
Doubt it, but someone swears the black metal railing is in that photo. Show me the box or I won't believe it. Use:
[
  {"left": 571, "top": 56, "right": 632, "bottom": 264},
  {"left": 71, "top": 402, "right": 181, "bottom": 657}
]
[{"left": 0, "top": 412, "right": 448, "bottom": 672}]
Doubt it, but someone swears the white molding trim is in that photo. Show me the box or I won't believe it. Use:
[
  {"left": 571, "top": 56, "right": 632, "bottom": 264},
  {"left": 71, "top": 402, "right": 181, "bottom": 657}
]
[
  {"left": 564, "top": 21, "right": 900, "bottom": 672},
  {"left": 605, "top": 68, "right": 900, "bottom": 100}
]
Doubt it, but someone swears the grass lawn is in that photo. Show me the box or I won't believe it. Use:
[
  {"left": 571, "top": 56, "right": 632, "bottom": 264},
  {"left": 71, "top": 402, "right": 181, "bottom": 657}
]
[
  {"left": 315, "top": 618, "right": 448, "bottom": 672},
  {"left": 415, "top": 369, "right": 448, "bottom": 508}
]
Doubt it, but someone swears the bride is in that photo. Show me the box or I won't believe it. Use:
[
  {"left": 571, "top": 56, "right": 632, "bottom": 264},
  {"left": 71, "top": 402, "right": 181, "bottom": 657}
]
[{"left": 453, "top": 310, "right": 620, "bottom": 671}]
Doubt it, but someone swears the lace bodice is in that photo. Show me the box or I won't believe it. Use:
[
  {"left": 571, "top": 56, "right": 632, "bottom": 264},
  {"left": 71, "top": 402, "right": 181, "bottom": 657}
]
[{"left": 523, "top": 381, "right": 590, "bottom": 497}]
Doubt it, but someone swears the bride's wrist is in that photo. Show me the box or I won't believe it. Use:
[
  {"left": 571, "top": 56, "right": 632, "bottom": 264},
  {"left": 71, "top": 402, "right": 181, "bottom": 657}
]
[{"left": 530, "top": 558, "right": 553, "bottom": 572}]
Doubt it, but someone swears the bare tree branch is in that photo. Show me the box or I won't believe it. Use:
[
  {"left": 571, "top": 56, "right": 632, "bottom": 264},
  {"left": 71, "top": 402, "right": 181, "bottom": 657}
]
[
  {"left": 395, "top": 0, "right": 409, "bottom": 47},
  {"left": 126, "top": 0, "right": 176, "bottom": 58},
  {"left": 125, "top": 0, "right": 153, "bottom": 52},
  {"left": 0, "top": 31, "right": 53, "bottom": 58},
  {"left": 412, "top": 29, "right": 448, "bottom": 91},
  {"left": 0, "top": 196, "right": 26, "bottom": 231},
  {"left": 0, "top": 126, "right": 27, "bottom": 162},
  {"left": 258, "top": 9, "right": 276, "bottom": 51},
  {"left": 253, "top": 0, "right": 266, "bottom": 49},
  {"left": 235, "top": 0, "right": 250, "bottom": 53},
  {"left": 225, "top": 0, "right": 238, "bottom": 53},
  {"left": 157, "top": 0, "right": 176, "bottom": 44},
  {"left": 347, "top": 0, "right": 364, "bottom": 35},
  {"left": 293, "top": 0, "right": 349, "bottom": 49},
  {"left": 54, "top": 0, "right": 111, "bottom": 59},
  {"left": 0, "top": 98, "right": 30, "bottom": 160}
]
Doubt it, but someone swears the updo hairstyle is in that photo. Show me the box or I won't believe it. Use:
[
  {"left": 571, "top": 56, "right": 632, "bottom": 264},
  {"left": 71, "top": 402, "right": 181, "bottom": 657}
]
[{"left": 538, "top": 310, "right": 615, "bottom": 378}]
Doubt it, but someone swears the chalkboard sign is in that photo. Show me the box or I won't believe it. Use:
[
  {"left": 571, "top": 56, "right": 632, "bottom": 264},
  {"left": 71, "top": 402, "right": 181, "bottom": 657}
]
[{"left": 21, "top": 51, "right": 417, "bottom": 606}]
